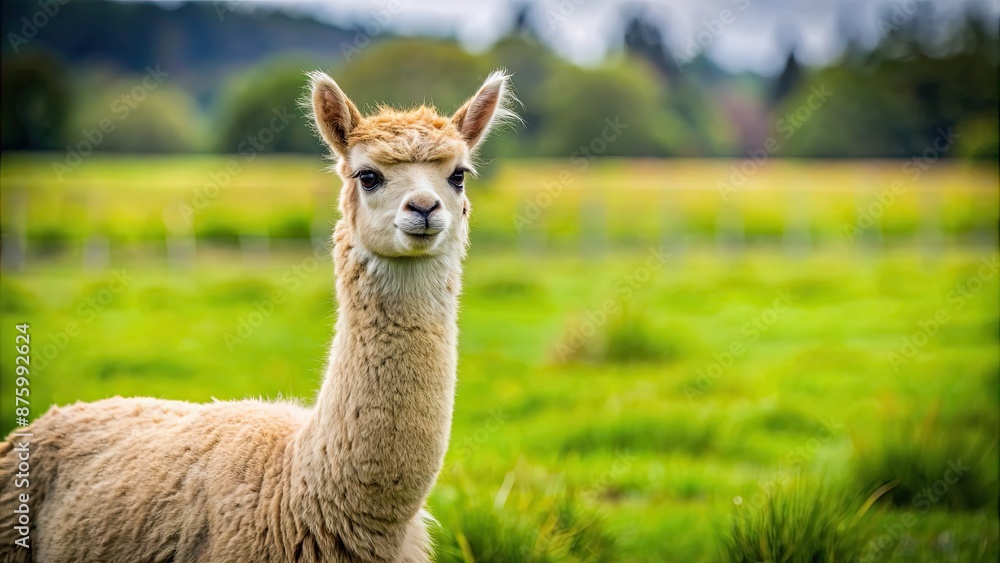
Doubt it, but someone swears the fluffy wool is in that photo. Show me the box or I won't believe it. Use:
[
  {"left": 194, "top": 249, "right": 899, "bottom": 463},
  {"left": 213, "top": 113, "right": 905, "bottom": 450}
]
[{"left": 0, "top": 69, "right": 516, "bottom": 563}]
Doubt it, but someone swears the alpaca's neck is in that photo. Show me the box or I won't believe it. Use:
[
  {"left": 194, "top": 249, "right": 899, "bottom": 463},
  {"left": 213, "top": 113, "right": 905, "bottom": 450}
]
[{"left": 294, "top": 227, "right": 460, "bottom": 536}]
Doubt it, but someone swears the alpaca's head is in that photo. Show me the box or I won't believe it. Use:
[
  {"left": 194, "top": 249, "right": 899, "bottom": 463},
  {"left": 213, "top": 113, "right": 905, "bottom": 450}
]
[{"left": 309, "top": 70, "right": 517, "bottom": 260}]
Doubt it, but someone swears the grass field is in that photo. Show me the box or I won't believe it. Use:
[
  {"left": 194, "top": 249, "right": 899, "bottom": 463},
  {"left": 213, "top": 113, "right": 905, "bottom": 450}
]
[
  {"left": 1, "top": 156, "right": 998, "bottom": 561},
  {"left": 1, "top": 154, "right": 997, "bottom": 249}
]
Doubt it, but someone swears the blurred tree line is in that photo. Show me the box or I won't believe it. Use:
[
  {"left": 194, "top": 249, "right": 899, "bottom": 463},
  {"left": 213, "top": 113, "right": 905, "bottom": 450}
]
[{"left": 1, "top": 0, "right": 996, "bottom": 159}]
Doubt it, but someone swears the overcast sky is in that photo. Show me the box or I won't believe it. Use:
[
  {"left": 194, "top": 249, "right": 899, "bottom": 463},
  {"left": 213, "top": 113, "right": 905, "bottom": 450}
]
[{"left": 156, "top": 0, "right": 999, "bottom": 74}]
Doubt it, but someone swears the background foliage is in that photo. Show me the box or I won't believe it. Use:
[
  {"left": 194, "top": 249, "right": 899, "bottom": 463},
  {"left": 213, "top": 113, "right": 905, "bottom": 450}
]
[
  {"left": 0, "top": 0, "right": 997, "bottom": 561},
  {"left": 1, "top": 0, "right": 997, "bottom": 158}
]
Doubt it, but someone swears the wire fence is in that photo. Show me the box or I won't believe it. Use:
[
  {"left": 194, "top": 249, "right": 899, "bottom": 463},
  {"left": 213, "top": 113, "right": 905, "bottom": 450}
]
[{"left": 1, "top": 161, "right": 997, "bottom": 271}]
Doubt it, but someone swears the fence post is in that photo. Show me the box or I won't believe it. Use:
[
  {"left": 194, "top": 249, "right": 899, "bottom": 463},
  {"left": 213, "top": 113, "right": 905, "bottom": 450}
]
[
  {"left": 918, "top": 185, "right": 942, "bottom": 262},
  {"left": 240, "top": 233, "right": 271, "bottom": 263},
  {"left": 83, "top": 190, "right": 111, "bottom": 271},
  {"left": 517, "top": 185, "right": 547, "bottom": 255},
  {"left": 162, "top": 202, "right": 196, "bottom": 270},
  {"left": 783, "top": 185, "right": 811, "bottom": 258},
  {"left": 579, "top": 182, "right": 605, "bottom": 259},
  {"left": 660, "top": 186, "right": 686, "bottom": 261},
  {"left": 855, "top": 166, "right": 882, "bottom": 256},
  {"left": 716, "top": 200, "right": 745, "bottom": 258}
]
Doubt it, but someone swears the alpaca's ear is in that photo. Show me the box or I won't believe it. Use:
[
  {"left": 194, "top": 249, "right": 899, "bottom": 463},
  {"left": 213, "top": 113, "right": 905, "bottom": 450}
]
[
  {"left": 308, "top": 71, "right": 362, "bottom": 158},
  {"left": 451, "top": 70, "right": 520, "bottom": 152}
]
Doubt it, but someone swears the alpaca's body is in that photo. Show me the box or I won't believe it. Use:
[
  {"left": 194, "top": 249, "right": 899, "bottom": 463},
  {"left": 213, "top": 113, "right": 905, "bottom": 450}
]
[
  {"left": 0, "top": 69, "right": 512, "bottom": 562},
  {"left": 0, "top": 229, "right": 451, "bottom": 562},
  {"left": 1, "top": 398, "right": 341, "bottom": 562},
  {"left": 0, "top": 398, "right": 430, "bottom": 562}
]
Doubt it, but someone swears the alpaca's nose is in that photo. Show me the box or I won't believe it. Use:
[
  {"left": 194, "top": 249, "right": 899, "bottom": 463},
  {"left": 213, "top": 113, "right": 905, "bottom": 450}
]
[{"left": 406, "top": 199, "right": 440, "bottom": 222}]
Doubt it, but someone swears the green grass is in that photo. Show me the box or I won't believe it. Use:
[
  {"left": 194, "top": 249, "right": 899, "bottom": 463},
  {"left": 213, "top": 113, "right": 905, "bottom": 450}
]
[
  {"left": 431, "top": 470, "right": 617, "bottom": 562},
  {"left": 0, "top": 155, "right": 997, "bottom": 560},
  {"left": 851, "top": 408, "right": 999, "bottom": 512},
  {"left": 721, "top": 477, "right": 882, "bottom": 562},
  {"left": 1, "top": 154, "right": 997, "bottom": 247},
  {"left": 552, "top": 307, "right": 683, "bottom": 365},
  {"left": 1, "top": 246, "right": 997, "bottom": 561}
]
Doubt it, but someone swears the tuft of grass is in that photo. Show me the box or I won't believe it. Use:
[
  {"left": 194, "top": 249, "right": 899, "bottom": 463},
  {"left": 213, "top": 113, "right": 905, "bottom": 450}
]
[
  {"left": 0, "top": 279, "right": 40, "bottom": 313},
  {"left": 432, "top": 471, "right": 617, "bottom": 562},
  {"left": 721, "top": 477, "right": 883, "bottom": 563},
  {"left": 471, "top": 274, "right": 542, "bottom": 298},
  {"left": 269, "top": 214, "right": 312, "bottom": 240},
  {"left": 553, "top": 307, "right": 683, "bottom": 365},
  {"left": 196, "top": 221, "right": 242, "bottom": 246},
  {"left": 851, "top": 408, "right": 999, "bottom": 511},
  {"left": 32, "top": 226, "right": 73, "bottom": 256},
  {"left": 558, "top": 412, "right": 719, "bottom": 457},
  {"left": 603, "top": 311, "right": 673, "bottom": 364},
  {"left": 94, "top": 357, "right": 190, "bottom": 381},
  {"left": 208, "top": 278, "right": 277, "bottom": 303}
]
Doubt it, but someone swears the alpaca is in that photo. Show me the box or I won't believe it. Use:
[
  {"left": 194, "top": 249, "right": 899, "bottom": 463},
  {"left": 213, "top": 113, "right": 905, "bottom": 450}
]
[{"left": 0, "top": 69, "right": 517, "bottom": 563}]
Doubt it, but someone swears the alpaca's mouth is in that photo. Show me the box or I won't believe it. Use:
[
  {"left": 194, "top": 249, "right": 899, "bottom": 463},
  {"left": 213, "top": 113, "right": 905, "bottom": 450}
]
[
  {"left": 397, "top": 229, "right": 441, "bottom": 250},
  {"left": 397, "top": 224, "right": 443, "bottom": 239}
]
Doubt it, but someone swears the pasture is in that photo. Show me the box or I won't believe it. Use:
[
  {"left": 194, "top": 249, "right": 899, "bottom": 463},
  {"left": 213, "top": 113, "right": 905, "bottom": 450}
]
[{"left": 1, "top": 155, "right": 997, "bottom": 561}]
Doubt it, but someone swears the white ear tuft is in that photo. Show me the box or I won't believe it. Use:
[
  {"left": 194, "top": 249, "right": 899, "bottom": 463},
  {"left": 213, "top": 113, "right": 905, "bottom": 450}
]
[
  {"left": 306, "top": 71, "right": 362, "bottom": 159},
  {"left": 450, "top": 69, "right": 522, "bottom": 152}
]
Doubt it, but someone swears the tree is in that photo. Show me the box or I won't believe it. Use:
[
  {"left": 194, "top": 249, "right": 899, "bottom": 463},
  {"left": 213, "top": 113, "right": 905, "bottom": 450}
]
[
  {"left": 484, "top": 34, "right": 561, "bottom": 158},
  {"left": 535, "top": 59, "right": 668, "bottom": 157},
  {"left": 622, "top": 11, "right": 680, "bottom": 81},
  {"left": 1, "top": 51, "right": 70, "bottom": 151},
  {"left": 335, "top": 39, "right": 489, "bottom": 115},
  {"left": 213, "top": 54, "right": 323, "bottom": 154}
]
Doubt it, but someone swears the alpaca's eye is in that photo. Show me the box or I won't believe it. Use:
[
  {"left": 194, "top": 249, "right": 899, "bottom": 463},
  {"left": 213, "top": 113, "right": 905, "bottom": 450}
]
[
  {"left": 356, "top": 170, "right": 382, "bottom": 191},
  {"left": 448, "top": 169, "right": 465, "bottom": 190}
]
